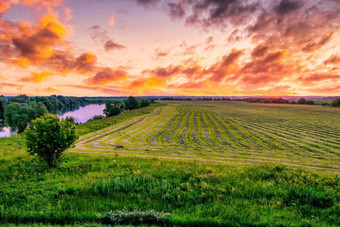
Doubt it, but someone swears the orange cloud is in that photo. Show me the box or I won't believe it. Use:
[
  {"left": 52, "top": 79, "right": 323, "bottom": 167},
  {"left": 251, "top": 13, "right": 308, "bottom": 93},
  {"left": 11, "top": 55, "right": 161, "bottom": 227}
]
[
  {"left": 21, "top": 71, "right": 53, "bottom": 82},
  {"left": 84, "top": 67, "right": 127, "bottom": 85},
  {"left": 11, "top": 14, "right": 67, "bottom": 65},
  {"left": 108, "top": 15, "right": 115, "bottom": 26}
]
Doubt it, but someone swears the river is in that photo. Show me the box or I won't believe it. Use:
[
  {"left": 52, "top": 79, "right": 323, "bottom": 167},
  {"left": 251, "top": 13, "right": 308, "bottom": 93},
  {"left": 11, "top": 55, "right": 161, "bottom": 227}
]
[{"left": 0, "top": 104, "right": 105, "bottom": 138}]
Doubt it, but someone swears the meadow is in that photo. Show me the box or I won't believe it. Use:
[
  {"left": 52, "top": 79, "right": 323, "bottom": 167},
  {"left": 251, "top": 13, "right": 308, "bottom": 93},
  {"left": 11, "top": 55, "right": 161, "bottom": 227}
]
[{"left": 0, "top": 101, "right": 339, "bottom": 226}]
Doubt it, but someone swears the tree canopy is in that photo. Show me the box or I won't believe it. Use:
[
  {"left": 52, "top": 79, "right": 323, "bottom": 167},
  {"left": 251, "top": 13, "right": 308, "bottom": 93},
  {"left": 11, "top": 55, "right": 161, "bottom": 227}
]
[
  {"left": 25, "top": 114, "right": 78, "bottom": 167},
  {"left": 124, "top": 96, "right": 141, "bottom": 110}
]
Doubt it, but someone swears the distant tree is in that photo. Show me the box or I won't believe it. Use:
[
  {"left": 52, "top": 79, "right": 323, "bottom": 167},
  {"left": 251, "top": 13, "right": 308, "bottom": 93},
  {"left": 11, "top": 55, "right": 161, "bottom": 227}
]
[
  {"left": 150, "top": 98, "right": 157, "bottom": 103},
  {"left": 4, "top": 102, "right": 29, "bottom": 133},
  {"left": 140, "top": 98, "right": 151, "bottom": 107},
  {"left": 4, "top": 101, "right": 48, "bottom": 133},
  {"left": 124, "top": 96, "right": 141, "bottom": 110},
  {"left": 104, "top": 105, "right": 121, "bottom": 117},
  {"left": 290, "top": 101, "right": 296, "bottom": 104},
  {"left": 112, "top": 100, "right": 125, "bottom": 111},
  {"left": 331, "top": 99, "right": 340, "bottom": 107},
  {"left": 297, "top": 98, "right": 307, "bottom": 104},
  {"left": 9, "top": 94, "right": 30, "bottom": 104},
  {"left": 25, "top": 114, "right": 78, "bottom": 168},
  {"left": 306, "top": 100, "right": 315, "bottom": 105}
]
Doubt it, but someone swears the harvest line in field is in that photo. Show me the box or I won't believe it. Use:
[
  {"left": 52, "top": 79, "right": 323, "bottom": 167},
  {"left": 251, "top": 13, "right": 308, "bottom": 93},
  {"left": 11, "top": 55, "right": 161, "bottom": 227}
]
[{"left": 72, "top": 102, "right": 340, "bottom": 172}]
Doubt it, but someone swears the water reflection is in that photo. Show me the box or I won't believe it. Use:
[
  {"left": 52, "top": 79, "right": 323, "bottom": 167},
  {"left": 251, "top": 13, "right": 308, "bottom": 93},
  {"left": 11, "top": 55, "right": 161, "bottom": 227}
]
[
  {"left": 58, "top": 104, "right": 105, "bottom": 123},
  {"left": 0, "top": 104, "right": 105, "bottom": 138}
]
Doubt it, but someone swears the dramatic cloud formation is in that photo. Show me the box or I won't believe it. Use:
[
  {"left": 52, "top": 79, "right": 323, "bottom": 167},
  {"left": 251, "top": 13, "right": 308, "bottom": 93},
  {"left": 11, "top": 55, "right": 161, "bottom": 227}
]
[{"left": 0, "top": 0, "right": 339, "bottom": 96}]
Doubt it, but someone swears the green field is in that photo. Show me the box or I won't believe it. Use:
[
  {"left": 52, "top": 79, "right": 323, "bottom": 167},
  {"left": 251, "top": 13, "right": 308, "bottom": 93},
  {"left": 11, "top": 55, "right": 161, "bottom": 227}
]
[{"left": 1, "top": 101, "right": 339, "bottom": 226}]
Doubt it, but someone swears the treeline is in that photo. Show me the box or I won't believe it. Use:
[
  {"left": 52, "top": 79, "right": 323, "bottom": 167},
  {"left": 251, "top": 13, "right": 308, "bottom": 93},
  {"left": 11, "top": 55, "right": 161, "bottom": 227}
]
[
  {"left": 103, "top": 96, "right": 155, "bottom": 117},
  {"left": 244, "top": 97, "right": 315, "bottom": 105},
  {"left": 0, "top": 95, "right": 86, "bottom": 132}
]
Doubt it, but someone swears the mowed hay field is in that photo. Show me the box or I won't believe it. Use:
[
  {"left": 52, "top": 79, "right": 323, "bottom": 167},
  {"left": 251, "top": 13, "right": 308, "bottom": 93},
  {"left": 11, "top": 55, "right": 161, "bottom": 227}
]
[
  {"left": 74, "top": 101, "right": 340, "bottom": 172},
  {"left": 1, "top": 101, "right": 339, "bottom": 226}
]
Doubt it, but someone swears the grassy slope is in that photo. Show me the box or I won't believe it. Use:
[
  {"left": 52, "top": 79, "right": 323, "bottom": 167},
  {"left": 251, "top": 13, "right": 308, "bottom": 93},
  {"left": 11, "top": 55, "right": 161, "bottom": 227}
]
[{"left": 0, "top": 102, "right": 339, "bottom": 226}]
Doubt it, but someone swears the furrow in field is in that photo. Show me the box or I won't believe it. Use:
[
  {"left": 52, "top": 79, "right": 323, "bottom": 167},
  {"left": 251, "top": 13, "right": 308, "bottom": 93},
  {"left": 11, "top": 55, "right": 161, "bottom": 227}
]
[{"left": 232, "top": 118, "right": 340, "bottom": 158}]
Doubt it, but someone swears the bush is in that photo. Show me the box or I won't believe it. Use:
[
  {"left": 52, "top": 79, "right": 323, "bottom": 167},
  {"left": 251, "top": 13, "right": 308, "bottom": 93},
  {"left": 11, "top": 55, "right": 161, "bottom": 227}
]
[
  {"left": 25, "top": 114, "right": 78, "bottom": 168},
  {"left": 104, "top": 104, "right": 121, "bottom": 117},
  {"left": 89, "top": 115, "right": 105, "bottom": 121}
]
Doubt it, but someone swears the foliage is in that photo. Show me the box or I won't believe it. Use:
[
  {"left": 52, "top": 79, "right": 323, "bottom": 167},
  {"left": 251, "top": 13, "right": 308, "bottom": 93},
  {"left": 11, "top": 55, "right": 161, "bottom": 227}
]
[
  {"left": 103, "top": 100, "right": 125, "bottom": 117},
  {"left": 4, "top": 103, "right": 29, "bottom": 133},
  {"left": 140, "top": 98, "right": 151, "bottom": 107},
  {"left": 331, "top": 98, "right": 340, "bottom": 107},
  {"left": 112, "top": 100, "right": 125, "bottom": 111},
  {"left": 26, "top": 101, "right": 48, "bottom": 120},
  {"left": 4, "top": 102, "right": 48, "bottom": 133},
  {"left": 33, "top": 95, "right": 85, "bottom": 114},
  {"left": 297, "top": 98, "right": 314, "bottom": 105},
  {"left": 25, "top": 114, "right": 78, "bottom": 167},
  {"left": 9, "top": 94, "right": 30, "bottom": 104},
  {"left": 104, "top": 106, "right": 121, "bottom": 117},
  {"left": 124, "top": 96, "right": 140, "bottom": 110},
  {"left": 99, "top": 210, "right": 170, "bottom": 225}
]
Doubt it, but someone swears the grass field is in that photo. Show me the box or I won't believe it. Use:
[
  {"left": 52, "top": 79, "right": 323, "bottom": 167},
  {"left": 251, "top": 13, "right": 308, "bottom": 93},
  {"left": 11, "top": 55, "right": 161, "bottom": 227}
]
[
  {"left": 1, "top": 101, "right": 339, "bottom": 226},
  {"left": 74, "top": 101, "right": 340, "bottom": 173}
]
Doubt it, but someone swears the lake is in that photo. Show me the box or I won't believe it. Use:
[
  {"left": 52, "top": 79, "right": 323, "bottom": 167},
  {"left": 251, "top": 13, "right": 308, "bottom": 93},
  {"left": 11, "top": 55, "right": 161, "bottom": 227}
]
[{"left": 0, "top": 104, "right": 105, "bottom": 138}]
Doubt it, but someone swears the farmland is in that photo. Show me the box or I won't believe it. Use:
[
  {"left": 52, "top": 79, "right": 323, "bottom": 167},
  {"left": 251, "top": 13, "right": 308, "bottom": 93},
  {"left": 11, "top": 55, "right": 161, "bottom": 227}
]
[
  {"left": 74, "top": 101, "right": 340, "bottom": 173},
  {"left": 1, "top": 101, "right": 339, "bottom": 226}
]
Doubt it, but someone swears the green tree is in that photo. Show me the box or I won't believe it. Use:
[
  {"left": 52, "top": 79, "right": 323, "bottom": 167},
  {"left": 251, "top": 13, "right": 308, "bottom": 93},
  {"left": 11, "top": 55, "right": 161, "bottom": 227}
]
[
  {"left": 9, "top": 94, "right": 30, "bottom": 104},
  {"left": 4, "top": 102, "right": 29, "bottom": 133},
  {"left": 25, "top": 114, "right": 78, "bottom": 168},
  {"left": 297, "top": 98, "right": 307, "bottom": 104},
  {"left": 112, "top": 100, "right": 125, "bottom": 111},
  {"left": 140, "top": 98, "right": 151, "bottom": 107},
  {"left": 27, "top": 101, "right": 48, "bottom": 120},
  {"left": 124, "top": 96, "right": 140, "bottom": 110},
  {"left": 104, "top": 103, "right": 121, "bottom": 117}
]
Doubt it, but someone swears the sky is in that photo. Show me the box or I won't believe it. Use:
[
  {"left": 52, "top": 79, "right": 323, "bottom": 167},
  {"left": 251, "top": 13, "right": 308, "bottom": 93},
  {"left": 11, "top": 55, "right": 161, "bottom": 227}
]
[{"left": 0, "top": 0, "right": 339, "bottom": 97}]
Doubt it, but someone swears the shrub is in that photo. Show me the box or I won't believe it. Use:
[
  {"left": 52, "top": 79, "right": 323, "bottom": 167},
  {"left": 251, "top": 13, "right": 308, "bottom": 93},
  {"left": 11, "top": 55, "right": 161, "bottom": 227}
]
[
  {"left": 89, "top": 115, "right": 105, "bottom": 121},
  {"left": 104, "top": 104, "right": 121, "bottom": 117},
  {"left": 25, "top": 114, "right": 78, "bottom": 168}
]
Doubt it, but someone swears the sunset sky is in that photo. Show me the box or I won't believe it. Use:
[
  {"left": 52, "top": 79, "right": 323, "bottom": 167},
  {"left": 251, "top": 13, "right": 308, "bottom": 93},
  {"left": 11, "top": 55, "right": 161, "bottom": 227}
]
[{"left": 0, "top": 0, "right": 339, "bottom": 96}]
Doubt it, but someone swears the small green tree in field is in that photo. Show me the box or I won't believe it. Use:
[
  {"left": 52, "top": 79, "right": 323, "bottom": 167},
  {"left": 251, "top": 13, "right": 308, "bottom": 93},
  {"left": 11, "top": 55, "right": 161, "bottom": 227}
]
[{"left": 25, "top": 114, "right": 78, "bottom": 168}]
